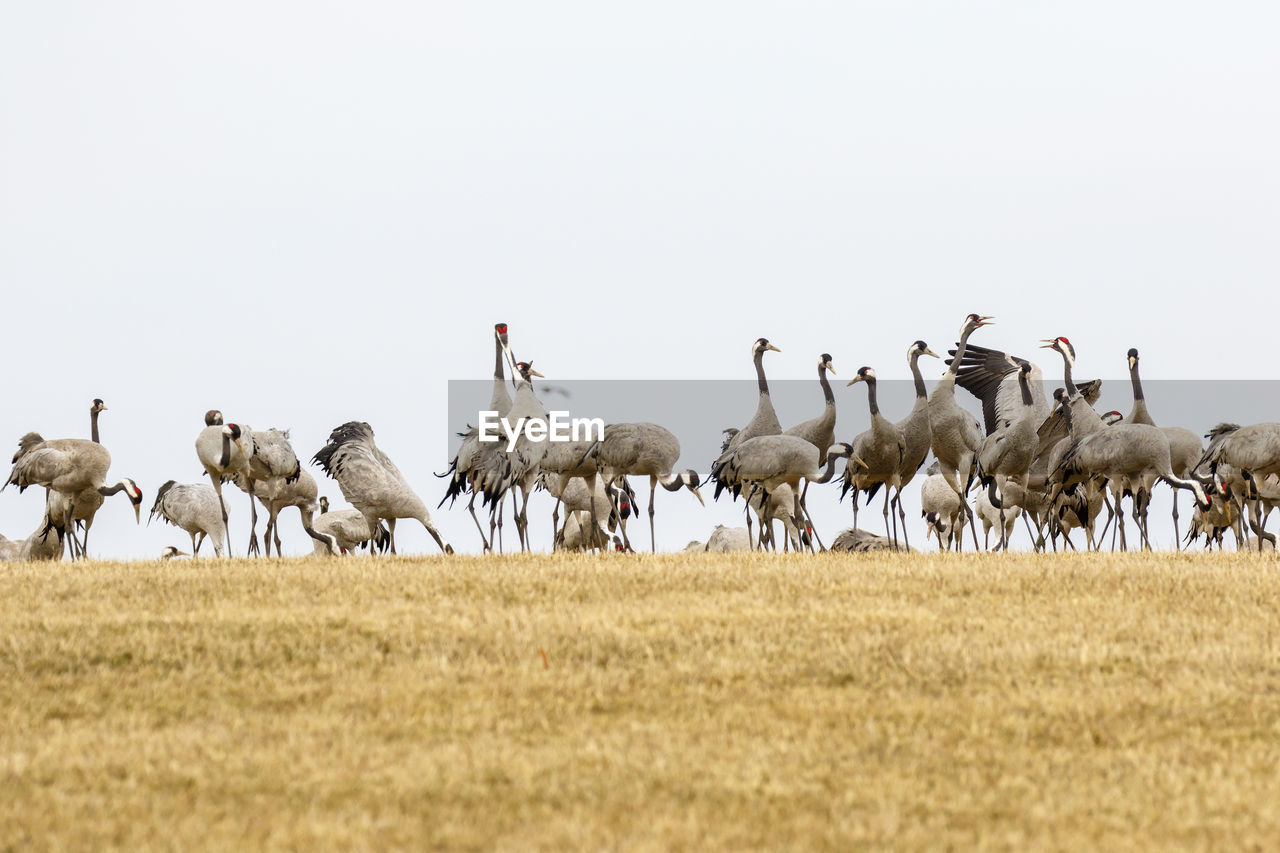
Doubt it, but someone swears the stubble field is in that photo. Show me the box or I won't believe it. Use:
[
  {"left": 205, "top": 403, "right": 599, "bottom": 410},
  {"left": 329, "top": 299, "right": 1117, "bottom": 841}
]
[{"left": 2, "top": 552, "right": 1279, "bottom": 849}]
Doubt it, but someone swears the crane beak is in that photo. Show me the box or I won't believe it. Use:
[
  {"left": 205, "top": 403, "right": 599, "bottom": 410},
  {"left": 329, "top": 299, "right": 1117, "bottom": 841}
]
[
  {"left": 1038, "top": 339, "right": 1057, "bottom": 349},
  {"left": 826, "top": 365, "right": 837, "bottom": 376},
  {"left": 766, "top": 344, "right": 781, "bottom": 353},
  {"left": 977, "top": 316, "right": 995, "bottom": 326},
  {"left": 846, "top": 376, "right": 864, "bottom": 387},
  {"left": 133, "top": 504, "right": 141, "bottom": 525},
  {"left": 923, "top": 348, "right": 941, "bottom": 359},
  {"left": 529, "top": 368, "right": 545, "bottom": 378},
  {"left": 689, "top": 484, "right": 705, "bottom": 506},
  {"left": 1127, "top": 356, "right": 1137, "bottom": 370},
  {"left": 850, "top": 454, "right": 868, "bottom": 470}
]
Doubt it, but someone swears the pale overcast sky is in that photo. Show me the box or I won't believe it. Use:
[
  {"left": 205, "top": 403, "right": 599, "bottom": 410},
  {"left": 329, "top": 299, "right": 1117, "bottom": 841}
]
[{"left": 2, "top": 3, "right": 1278, "bottom": 557}]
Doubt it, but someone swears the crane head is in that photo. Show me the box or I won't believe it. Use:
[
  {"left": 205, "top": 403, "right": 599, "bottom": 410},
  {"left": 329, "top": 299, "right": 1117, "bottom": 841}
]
[
  {"left": 963, "top": 314, "right": 995, "bottom": 333},
  {"left": 754, "top": 338, "right": 781, "bottom": 355},
  {"left": 1127, "top": 347, "right": 1139, "bottom": 371},
  {"left": 515, "top": 361, "right": 544, "bottom": 380},
  {"left": 819, "top": 353, "right": 836, "bottom": 374},
  {"left": 119, "top": 478, "right": 143, "bottom": 524},
  {"left": 910, "top": 340, "right": 940, "bottom": 360},
  {"left": 494, "top": 323, "right": 509, "bottom": 346},
  {"left": 846, "top": 366, "right": 875, "bottom": 386},
  {"left": 1101, "top": 411, "right": 1123, "bottom": 426},
  {"left": 205, "top": 410, "right": 224, "bottom": 426},
  {"left": 1039, "top": 336, "right": 1076, "bottom": 365},
  {"left": 90, "top": 398, "right": 107, "bottom": 414},
  {"left": 681, "top": 470, "right": 705, "bottom": 506}
]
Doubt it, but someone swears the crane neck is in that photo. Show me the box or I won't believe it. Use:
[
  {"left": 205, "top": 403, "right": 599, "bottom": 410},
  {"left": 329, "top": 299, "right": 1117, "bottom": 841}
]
[
  {"left": 491, "top": 338, "right": 513, "bottom": 414},
  {"left": 947, "top": 325, "right": 977, "bottom": 379},
  {"left": 813, "top": 452, "right": 844, "bottom": 485},
  {"left": 1129, "top": 362, "right": 1145, "bottom": 402},
  {"left": 493, "top": 337, "right": 507, "bottom": 383},
  {"left": 90, "top": 409, "right": 101, "bottom": 444},
  {"left": 1062, "top": 358, "right": 1079, "bottom": 398},
  {"left": 864, "top": 377, "right": 880, "bottom": 417},
  {"left": 754, "top": 349, "right": 770, "bottom": 397},
  {"left": 909, "top": 353, "right": 927, "bottom": 400},
  {"left": 1018, "top": 371, "right": 1033, "bottom": 408},
  {"left": 818, "top": 364, "right": 834, "bottom": 406}
]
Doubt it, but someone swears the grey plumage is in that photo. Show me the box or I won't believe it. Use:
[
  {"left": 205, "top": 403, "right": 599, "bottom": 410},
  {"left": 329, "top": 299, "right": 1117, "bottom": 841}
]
[
  {"left": 829, "top": 527, "right": 912, "bottom": 553},
  {"left": 712, "top": 434, "right": 852, "bottom": 549},
  {"left": 784, "top": 353, "right": 837, "bottom": 465},
  {"left": 1126, "top": 347, "right": 1204, "bottom": 546},
  {"left": 150, "top": 479, "right": 229, "bottom": 557},
  {"left": 15, "top": 517, "right": 65, "bottom": 562},
  {"left": 311, "top": 496, "right": 391, "bottom": 555},
  {"left": 5, "top": 429, "right": 123, "bottom": 559},
  {"left": 721, "top": 338, "right": 782, "bottom": 454},
  {"left": 312, "top": 421, "right": 453, "bottom": 554},
  {"left": 975, "top": 483, "right": 1022, "bottom": 550},
  {"left": 195, "top": 420, "right": 251, "bottom": 555},
  {"left": 196, "top": 420, "right": 310, "bottom": 556},
  {"left": 919, "top": 461, "right": 962, "bottom": 551},
  {"left": 977, "top": 365, "right": 1039, "bottom": 509},
  {"left": 244, "top": 467, "right": 334, "bottom": 557},
  {"left": 542, "top": 472, "right": 627, "bottom": 551},
  {"left": 476, "top": 358, "right": 549, "bottom": 552},
  {"left": 704, "top": 524, "right": 752, "bottom": 552},
  {"left": 842, "top": 366, "right": 908, "bottom": 546},
  {"left": 1052, "top": 423, "right": 1210, "bottom": 550},
  {"left": 599, "top": 422, "right": 704, "bottom": 552},
  {"left": 438, "top": 324, "right": 514, "bottom": 551},
  {"left": 928, "top": 313, "right": 992, "bottom": 549},
  {"left": 1196, "top": 422, "right": 1280, "bottom": 551}
]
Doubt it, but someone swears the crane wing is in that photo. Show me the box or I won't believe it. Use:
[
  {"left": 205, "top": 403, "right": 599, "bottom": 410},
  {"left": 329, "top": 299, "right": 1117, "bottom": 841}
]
[{"left": 947, "top": 343, "right": 1051, "bottom": 435}]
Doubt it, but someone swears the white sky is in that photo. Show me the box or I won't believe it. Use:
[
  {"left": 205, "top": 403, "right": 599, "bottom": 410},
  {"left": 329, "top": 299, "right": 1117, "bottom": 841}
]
[{"left": 2, "top": 3, "right": 1278, "bottom": 557}]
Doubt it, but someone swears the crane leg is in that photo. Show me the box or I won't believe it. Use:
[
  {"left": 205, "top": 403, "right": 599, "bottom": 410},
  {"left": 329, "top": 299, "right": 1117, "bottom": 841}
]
[
  {"left": 649, "top": 476, "right": 658, "bottom": 554},
  {"left": 270, "top": 505, "right": 283, "bottom": 556},
  {"left": 608, "top": 477, "right": 634, "bottom": 552},
  {"left": 883, "top": 488, "right": 894, "bottom": 548},
  {"left": 246, "top": 486, "right": 260, "bottom": 557},
  {"left": 802, "top": 490, "right": 826, "bottom": 552},
  {"left": 551, "top": 496, "right": 561, "bottom": 553},
  {"left": 1097, "top": 492, "right": 1114, "bottom": 552},
  {"left": 388, "top": 518, "right": 397, "bottom": 555},
  {"left": 1020, "top": 510, "right": 1038, "bottom": 550},
  {"left": 210, "top": 479, "right": 230, "bottom": 556},
  {"left": 466, "top": 494, "right": 491, "bottom": 553},
  {"left": 588, "top": 475, "right": 604, "bottom": 553},
  {"left": 1171, "top": 492, "right": 1182, "bottom": 552},
  {"left": 1115, "top": 493, "right": 1127, "bottom": 552},
  {"left": 64, "top": 500, "right": 81, "bottom": 560},
  {"left": 797, "top": 490, "right": 824, "bottom": 553},
  {"left": 894, "top": 488, "right": 910, "bottom": 552},
  {"left": 516, "top": 486, "right": 531, "bottom": 553}
]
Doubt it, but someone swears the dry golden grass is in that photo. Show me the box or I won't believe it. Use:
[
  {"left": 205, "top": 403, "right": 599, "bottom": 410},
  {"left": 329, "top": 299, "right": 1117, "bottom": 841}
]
[{"left": 2, "top": 552, "right": 1280, "bottom": 849}]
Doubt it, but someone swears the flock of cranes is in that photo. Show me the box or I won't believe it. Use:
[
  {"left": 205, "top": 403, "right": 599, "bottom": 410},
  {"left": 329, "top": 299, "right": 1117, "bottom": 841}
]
[{"left": 3, "top": 317, "right": 1280, "bottom": 561}]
